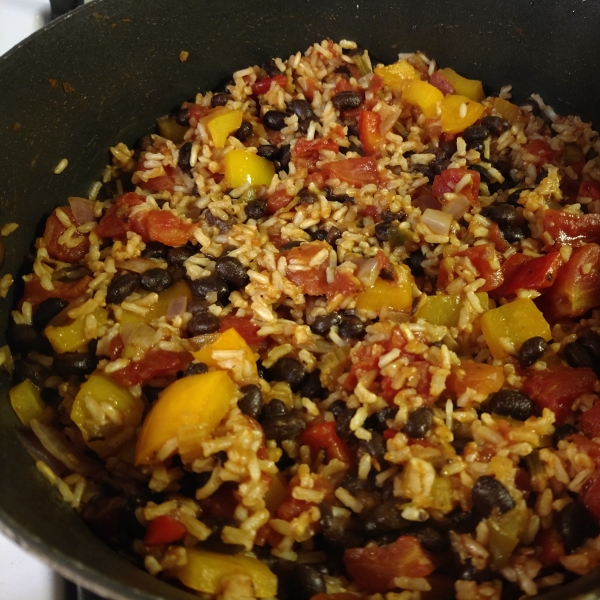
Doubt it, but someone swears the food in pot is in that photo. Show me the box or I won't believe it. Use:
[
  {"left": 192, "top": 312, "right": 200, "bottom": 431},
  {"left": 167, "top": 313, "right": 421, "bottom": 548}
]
[{"left": 7, "top": 39, "right": 600, "bottom": 599}]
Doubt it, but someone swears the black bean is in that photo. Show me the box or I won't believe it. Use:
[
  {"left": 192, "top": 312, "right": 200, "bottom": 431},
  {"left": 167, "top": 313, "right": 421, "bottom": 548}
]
[
  {"left": 215, "top": 256, "right": 249, "bottom": 289},
  {"left": 374, "top": 221, "right": 390, "bottom": 242},
  {"left": 338, "top": 314, "right": 365, "bottom": 339},
  {"left": 237, "top": 384, "right": 263, "bottom": 419},
  {"left": 347, "top": 125, "right": 360, "bottom": 139},
  {"left": 586, "top": 147, "right": 599, "bottom": 161},
  {"left": 463, "top": 125, "right": 489, "bottom": 142},
  {"left": 481, "top": 116, "right": 510, "bottom": 136},
  {"left": 189, "top": 275, "right": 229, "bottom": 303},
  {"left": 13, "top": 358, "right": 50, "bottom": 388},
  {"left": 310, "top": 312, "right": 341, "bottom": 336},
  {"left": 440, "top": 138, "right": 457, "bottom": 158},
  {"left": 332, "top": 91, "right": 362, "bottom": 111},
  {"left": 54, "top": 265, "right": 92, "bottom": 283},
  {"left": 488, "top": 389, "right": 534, "bottom": 421},
  {"left": 298, "top": 189, "right": 317, "bottom": 204},
  {"left": 432, "top": 159, "right": 451, "bottom": 175},
  {"left": 364, "top": 407, "right": 398, "bottom": 433},
  {"left": 281, "top": 241, "right": 303, "bottom": 250},
  {"left": 175, "top": 106, "right": 190, "bottom": 126},
  {"left": 458, "top": 562, "right": 495, "bottom": 582},
  {"left": 139, "top": 268, "right": 173, "bottom": 292},
  {"left": 245, "top": 199, "right": 268, "bottom": 220},
  {"left": 297, "top": 370, "right": 326, "bottom": 400},
  {"left": 553, "top": 423, "right": 577, "bottom": 447},
  {"left": 211, "top": 92, "right": 230, "bottom": 108},
  {"left": 536, "top": 168, "right": 549, "bottom": 184},
  {"left": 518, "top": 336, "right": 548, "bottom": 368},
  {"left": 106, "top": 273, "right": 139, "bottom": 304},
  {"left": 184, "top": 362, "right": 208, "bottom": 377},
  {"left": 298, "top": 117, "right": 317, "bottom": 134},
  {"left": 559, "top": 500, "right": 599, "bottom": 553},
  {"left": 483, "top": 203, "right": 517, "bottom": 226},
  {"left": 357, "top": 430, "right": 386, "bottom": 463},
  {"left": 142, "top": 241, "right": 168, "bottom": 260},
  {"left": 53, "top": 352, "right": 98, "bottom": 379},
  {"left": 33, "top": 297, "right": 68, "bottom": 332},
  {"left": 262, "top": 399, "right": 288, "bottom": 420},
  {"left": 8, "top": 323, "right": 49, "bottom": 355},
  {"left": 328, "top": 400, "right": 346, "bottom": 418},
  {"left": 446, "top": 508, "right": 481, "bottom": 533},
  {"left": 262, "top": 412, "right": 306, "bottom": 441},
  {"left": 520, "top": 98, "right": 541, "bottom": 115},
  {"left": 361, "top": 499, "right": 408, "bottom": 536},
  {"left": 404, "top": 406, "right": 433, "bottom": 439},
  {"left": 234, "top": 120, "right": 253, "bottom": 142},
  {"left": 267, "top": 357, "right": 306, "bottom": 389},
  {"left": 335, "top": 408, "right": 356, "bottom": 441},
  {"left": 472, "top": 476, "right": 515, "bottom": 517},
  {"left": 205, "top": 210, "right": 234, "bottom": 232},
  {"left": 278, "top": 144, "right": 291, "bottom": 172},
  {"left": 579, "top": 331, "right": 600, "bottom": 362},
  {"left": 404, "top": 251, "right": 426, "bottom": 277},
  {"left": 187, "top": 298, "right": 210, "bottom": 315},
  {"left": 564, "top": 341, "right": 596, "bottom": 371},
  {"left": 288, "top": 99, "right": 314, "bottom": 120},
  {"left": 326, "top": 226, "right": 342, "bottom": 247},
  {"left": 177, "top": 141, "right": 193, "bottom": 173},
  {"left": 468, "top": 164, "right": 491, "bottom": 184},
  {"left": 167, "top": 245, "right": 195, "bottom": 265},
  {"left": 257, "top": 145, "right": 280, "bottom": 161},
  {"left": 320, "top": 503, "right": 365, "bottom": 548},
  {"left": 263, "top": 110, "right": 289, "bottom": 131},
  {"left": 403, "top": 526, "right": 450, "bottom": 553},
  {"left": 501, "top": 223, "right": 526, "bottom": 244},
  {"left": 293, "top": 565, "right": 325, "bottom": 600},
  {"left": 263, "top": 58, "right": 283, "bottom": 77},
  {"left": 187, "top": 312, "right": 220, "bottom": 336},
  {"left": 310, "top": 229, "right": 328, "bottom": 242},
  {"left": 506, "top": 188, "right": 531, "bottom": 207}
]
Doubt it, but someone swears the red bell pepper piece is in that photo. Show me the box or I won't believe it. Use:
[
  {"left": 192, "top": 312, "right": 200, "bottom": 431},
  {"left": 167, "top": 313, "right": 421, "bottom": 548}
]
[
  {"left": 543, "top": 210, "right": 600, "bottom": 249},
  {"left": 499, "top": 252, "right": 562, "bottom": 296},
  {"left": 143, "top": 515, "right": 187, "bottom": 545},
  {"left": 359, "top": 110, "right": 385, "bottom": 155},
  {"left": 300, "top": 421, "right": 352, "bottom": 464}
]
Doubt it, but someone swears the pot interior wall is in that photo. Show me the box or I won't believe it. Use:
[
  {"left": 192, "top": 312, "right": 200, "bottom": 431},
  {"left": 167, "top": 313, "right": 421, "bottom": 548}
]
[{"left": 0, "top": 0, "right": 598, "bottom": 598}]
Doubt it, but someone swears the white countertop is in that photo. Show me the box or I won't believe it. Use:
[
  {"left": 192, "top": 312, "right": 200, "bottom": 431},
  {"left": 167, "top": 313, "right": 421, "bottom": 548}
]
[{"left": 1, "top": 2, "right": 73, "bottom": 597}]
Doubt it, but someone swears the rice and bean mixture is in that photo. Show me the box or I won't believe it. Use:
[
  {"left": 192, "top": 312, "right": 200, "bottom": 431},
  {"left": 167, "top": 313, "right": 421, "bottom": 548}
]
[{"left": 7, "top": 39, "right": 600, "bottom": 600}]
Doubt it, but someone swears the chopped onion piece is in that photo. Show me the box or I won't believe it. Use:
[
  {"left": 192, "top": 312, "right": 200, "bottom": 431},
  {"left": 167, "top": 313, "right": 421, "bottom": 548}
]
[
  {"left": 441, "top": 193, "right": 470, "bottom": 221},
  {"left": 167, "top": 296, "right": 188, "bottom": 319},
  {"left": 355, "top": 257, "right": 381, "bottom": 288},
  {"left": 120, "top": 323, "right": 156, "bottom": 350},
  {"left": 421, "top": 208, "right": 453, "bottom": 236},
  {"left": 68, "top": 196, "right": 95, "bottom": 225},
  {"left": 114, "top": 258, "right": 157, "bottom": 273},
  {"left": 378, "top": 105, "right": 402, "bottom": 135}
]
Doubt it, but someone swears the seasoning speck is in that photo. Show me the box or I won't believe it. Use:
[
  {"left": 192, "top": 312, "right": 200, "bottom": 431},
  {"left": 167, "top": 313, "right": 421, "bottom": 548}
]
[
  {"left": 179, "top": 50, "right": 189, "bottom": 63},
  {"left": 62, "top": 82, "right": 75, "bottom": 93},
  {"left": 54, "top": 158, "right": 69, "bottom": 174}
]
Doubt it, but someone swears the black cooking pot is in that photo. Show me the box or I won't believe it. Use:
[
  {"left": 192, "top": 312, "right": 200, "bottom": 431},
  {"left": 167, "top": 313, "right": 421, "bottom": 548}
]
[{"left": 0, "top": 1, "right": 599, "bottom": 598}]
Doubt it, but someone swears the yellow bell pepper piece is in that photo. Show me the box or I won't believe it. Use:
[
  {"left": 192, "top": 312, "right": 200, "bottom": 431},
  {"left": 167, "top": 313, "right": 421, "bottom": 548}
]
[
  {"left": 439, "top": 68, "right": 484, "bottom": 102},
  {"left": 71, "top": 374, "right": 144, "bottom": 458},
  {"left": 355, "top": 266, "right": 414, "bottom": 313},
  {"left": 224, "top": 149, "right": 275, "bottom": 188},
  {"left": 175, "top": 548, "right": 277, "bottom": 598},
  {"left": 374, "top": 59, "right": 420, "bottom": 89},
  {"left": 490, "top": 97, "right": 521, "bottom": 124},
  {"left": 205, "top": 108, "right": 243, "bottom": 148},
  {"left": 431, "top": 476, "right": 453, "bottom": 512},
  {"left": 480, "top": 298, "right": 551, "bottom": 360},
  {"left": 135, "top": 371, "right": 237, "bottom": 465},
  {"left": 45, "top": 307, "right": 109, "bottom": 354},
  {"left": 120, "top": 280, "right": 192, "bottom": 325},
  {"left": 446, "top": 359, "right": 504, "bottom": 397},
  {"left": 415, "top": 293, "right": 489, "bottom": 327},
  {"left": 9, "top": 379, "right": 46, "bottom": 425},
  {"left": 403, "top": 80, "right": 444, "bottom": 119},
  {"left": 264, "top": 471, "right": 288, "bottom": 514},
  {"left": 440, "top": 94, "right": 485, "bottom": 134},
  {"left": 157, "top": 115, "right": 188, "bottom": 143},
  {"left": 192, "top": 328, "right": 258, "bottom": 377}
]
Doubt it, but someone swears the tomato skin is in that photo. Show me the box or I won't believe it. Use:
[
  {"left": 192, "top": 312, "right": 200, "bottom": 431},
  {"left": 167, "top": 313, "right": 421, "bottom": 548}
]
[
  {"left": 267, "top": 189, "right": 293, "bottom": 214},
  {"left": 146, "top": 210, "right": 195, "bottom": 246},
  {"left": 284, "top": 241, "right": 329, "bottom": 296},
  {"left": 305, "top": 171, "right": 326, "bottom": 189},
  {"left": 293, "top": 138, "right": 339, "bottom": 159},
  {"left": 525, "top": 139, "right": 559, "bottom": 164},
  {"left": 579, "top": 180, "right": 600, "bottom": 200},
  {"left": 489, "top": 253, "right": 532, "bottom": 300},
  {"left": 187, "top": 104, "right": 211, "bottom": 125},
  {"left": 432, "top": 167, "right": 481, "bottom": 206},
  {"left": 143, "top": 515, "right": 187, "bottom": 545},
  {"left": 359, "top": 111, "right": 385, "bottom": 155},
  {"left": 96, "top": 193, "right": 145, "bottom": 239},
  {"left": 522, "top": 366, "right": 598, "bottom": 424},
  {"left": 580, "top": 402, "right": 600, "bottom": 439},
  {"left": 111, "top": 350, "right": 191, "bottom": 386},
  {"left": 137, "top": 166, "right": 176, "bottom": 193},
  {"left": 252, "top": 74, "right": 288, "bottom": 95},
  {"left": 536, "top": 243, "right": 600, "bottom": 321},
  {"left": 335, "top": 78, "right": 355, "bottom": 93},
  {"left": 300, "top": 421, "right": 352, "bottom": 463},
  {"left": 537, "top": 527, "right": 565, "bottom": 567},
  {"left": 343, "top": 536, "right": 434, "bottom": 591},
  {"left": 543, "top": 210, "right": 600, "bottom": 249},
  {"left": 107, "top": 335, "right": 124, "bottom": 360},
  {"left": 219, "top": 316, "right": 262, "bottom": 347},
  {"left": 499, "top": 252, "right": 562, "bottom": 297},
  {"left": 580, "top": 475, "right": 600, "bottom": 521},
  {"left": 322, "top": 156, "right": 380, "bottom": 187},
  {"left": 429, "top": 71, "right": 455, "bottom": 95},
  {"left": 20, "top": 275, "right": 94, "bottom": 309},
  {"left": 43, "top": 207, "right": 90, "bottom": 263}
]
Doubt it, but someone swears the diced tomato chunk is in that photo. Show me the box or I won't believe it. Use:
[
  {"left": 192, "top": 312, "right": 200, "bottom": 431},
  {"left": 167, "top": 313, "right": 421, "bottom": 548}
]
[
  {"left": 581, "top": 475, "right": 600, "bottom": 521},
  {"left": 580, "top": 402, "right": 600, "bottom": 439},
  {"left": 146, "top": 210, "right": 195, "bottom": 246},
  {"left": 305, "top": 171, "right": 326, "bottom": 189},
  {"left": 525, "top": 139, "right": 559, "bottom": 164},
  {"left": 21, "top": 275, "right": 94, "bottom": 309},
  {"left": 439, "top": 244, "right": 503, "bottom": 292},
  {"left": 359, "top": 111, "right": 385, "bottom": 155},
  {"left": 267, "top": 189, "right": 293, "bottom": 214},
  {"left": 537, "top": 527, "right": 565, "bottom": 567},
  {"left": 570, "top": 434, "right": 600, "bottom": 463},
  {"left": 111, "top": 350, "right": 191, "bottom": 386},
  {"left": 579, "top": 180, "right": 600, "bottom": 201},
  {"left": 219, "top": 316, "right": 262, "bottom": 347},
  {"left": 137, "top": 166, "right": 176, "bottom": 193},
  {"left": 293, "top": 138, "right": 340, "bottom": 159},
  {"left": 187, "top": 104, "right": 211, "bottom": 125},
  {"left": 335, "top": 78, "right": 355, "bottom": 93},
  {"left": 284, "top": 241, "right": 329, "bottom": 296},
  {"left": 322, "top": 156, "right": 380, "bottom": 187},
  {"left": 43, "top": 207, "right": 90, "bottom": 263},
  {"left": 143, "top": 515, "right": 187, "bottom": 545},
  {"left": 522, "top": 366, "right": 598, "bottom": 424},
  {"left": 432, "top": 167, "right": 480, "bottom": 206},
  {"left": 96, "top": 193, "right": 146, "bottom": 239},
  {"left": 499, "top": 252, "right": 562, "bottom": 296},
  {"left": 252, "top": 74, "right": 288, "bottom": 95},
  {"left": 300, "top": 421, "right": 352, "bottom": 464},
  {"left": 344, "top": 536, "right": 434, "bottom": 592},
  {"left": 490, "top": 253, "right": 533, "bottom": 300},
  {"left": 543, "top": 210, "right": 600, "bottom": 249}
]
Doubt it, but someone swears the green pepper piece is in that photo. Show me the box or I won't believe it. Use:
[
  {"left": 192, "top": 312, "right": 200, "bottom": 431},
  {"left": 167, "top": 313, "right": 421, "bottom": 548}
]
[
  {"left": 488, "top": 506, "right": 528, "bottom": 570},
  {"left": 388, "top": 221, "right": 418, "bottom": 247},
  {"left": 352, "top": 51, "right": 372, "bottom": 76}
]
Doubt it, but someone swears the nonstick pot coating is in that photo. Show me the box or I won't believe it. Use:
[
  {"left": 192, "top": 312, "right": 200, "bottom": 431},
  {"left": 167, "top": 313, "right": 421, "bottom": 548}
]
[{"left": 0, "top": 1, "right": 599, "bottom": 598}]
